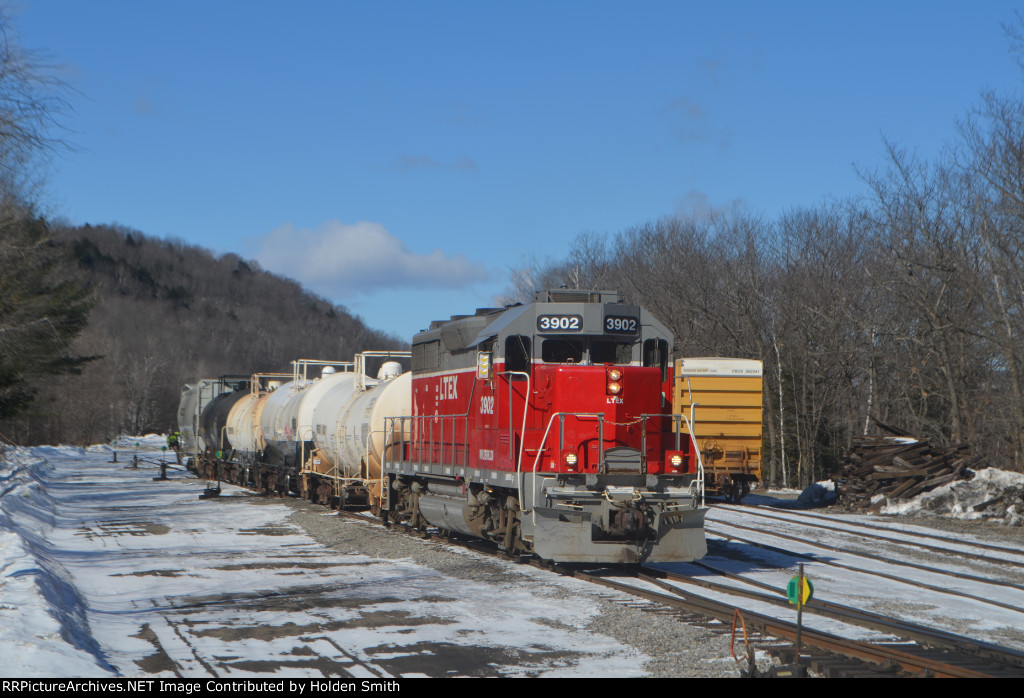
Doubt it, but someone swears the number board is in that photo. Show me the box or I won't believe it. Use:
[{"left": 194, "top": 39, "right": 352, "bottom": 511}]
[
  {"left": 604, "top": 316, "right": 639, "bottom": 334},
  {"left": 537, "top": 315, "right": 582, "bottom": 332}
]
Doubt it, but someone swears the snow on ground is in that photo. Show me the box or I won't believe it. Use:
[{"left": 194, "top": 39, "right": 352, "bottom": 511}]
[
  {"left": 3, "top": 437, "right": 1023, "bottom": 677},
  {"left": 756, "top": 465, "right": 1024, "bottom": 526},
  {"left": 879, "top": 467, "right": 1024, "bottom": 525},
  {"left": 0, "top": 439, "right": 650, "bottom": 678},
  {"left": 693, "top": 477, "right": 1024, "bottom": 653}
]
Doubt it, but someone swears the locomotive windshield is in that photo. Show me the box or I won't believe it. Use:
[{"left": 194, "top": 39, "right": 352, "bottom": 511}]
[{"left": 541, "top": 337, "right": 635, "bottom": 365}]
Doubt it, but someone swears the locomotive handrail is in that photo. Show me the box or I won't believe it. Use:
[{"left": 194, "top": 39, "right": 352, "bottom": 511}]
[
  {"left": 524, "top": 411, "right": 606, "bottom": 515},
  {"left": 497, "top": 371, "right": 531, "bottom": 474},
  {"left": 426, "top": 376, "right": 477, "bottom": 467},
  {"left": 682, "top": 405, "right": 705, "bottom": 506},
  {"left": 639, "top": 411, "right": 705, "bottom": 507},
  {"left": 521, "top": 408, "right": 707, "bottom": 514}
]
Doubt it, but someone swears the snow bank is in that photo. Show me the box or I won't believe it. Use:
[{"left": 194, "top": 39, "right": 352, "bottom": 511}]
[
  {"left": 879, "top": 467, "right": 1024, "bottom": 525},
  {"left": 798, "top": 480, "right": 837, "bottom": 507},
  {"left": 0, "top": 446, "right": 113, "bottom": 676}
]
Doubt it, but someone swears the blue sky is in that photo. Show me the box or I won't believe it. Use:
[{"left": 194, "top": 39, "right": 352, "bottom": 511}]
[{"left": 16, "top": 1, "right": 1024, "bottom": 341}]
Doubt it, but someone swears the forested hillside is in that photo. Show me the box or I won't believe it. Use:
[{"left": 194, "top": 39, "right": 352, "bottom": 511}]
[{"left": 0, "top": 223, "right": 403, "bottom": 445}]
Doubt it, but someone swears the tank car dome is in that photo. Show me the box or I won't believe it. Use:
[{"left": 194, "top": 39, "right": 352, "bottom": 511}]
[
  {"left": 267, "top": 380, "right": 282, "bottom": 391},
  {"left": 377, "top": 361, "right": 403, "bottom": 380},
  {"left": 322, "top": 366, "right": 336, "bottom": 376}
]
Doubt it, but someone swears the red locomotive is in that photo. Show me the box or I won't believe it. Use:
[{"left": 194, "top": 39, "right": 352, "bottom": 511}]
[{"left": 382, "top": 289, "right": 707, "bottom": 563}]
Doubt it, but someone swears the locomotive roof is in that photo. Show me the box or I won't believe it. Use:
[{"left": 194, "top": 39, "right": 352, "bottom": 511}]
[{"left": 413, "top": 289, "right": 669, "bottom": 354}]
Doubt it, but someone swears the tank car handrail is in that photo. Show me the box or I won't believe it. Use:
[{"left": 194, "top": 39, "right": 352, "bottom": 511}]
[
  {"left": 354, "top": 350, "right": 412, "bottom": 392},
  {"left": 248, "top": 372, "right": 292, "bottom": 399},
  {"left": 296, "top": 422, "right": 314, "bottom": 478},
  {"left": 291, "top": 359, "right": 355, "bottom": 384}
]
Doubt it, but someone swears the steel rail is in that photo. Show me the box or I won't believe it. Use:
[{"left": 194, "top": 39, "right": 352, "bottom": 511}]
[
  {"left": 575, "top": 570, "right": 999, "bottom": 678},
  {"left": 742, "top": 503, "right": 1024, "bottom": 558},
  {"left": 716, "top": 504, "right": 1024, "bottom": 567},
  {"left": 649, "top": 562, "right": 1024, "bottom": 671},
  {"left": 706, "top": 520, "right": 1024, "bottom": 606}
]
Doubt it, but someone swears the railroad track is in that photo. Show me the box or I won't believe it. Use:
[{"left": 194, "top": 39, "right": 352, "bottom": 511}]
[
  {"left": 574, "top": 567, "right": 1024, "bottom": 678},
  {"left": 715, "top": 503, "right": 1024, "bottom": 569},
  {"left": 330, "top": 505, "right": 1024, "bottom": 676},
  {"left": 704, "top": 505, "right": 1024, "bottom": 617},
  {"left": 201, "top": 472, "right": 1024, "bottom": 677}
]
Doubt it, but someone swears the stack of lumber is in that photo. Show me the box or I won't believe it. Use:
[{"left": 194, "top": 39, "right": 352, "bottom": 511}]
[{"left": 838, "top": 435, "right": 981, "bottom": 510}]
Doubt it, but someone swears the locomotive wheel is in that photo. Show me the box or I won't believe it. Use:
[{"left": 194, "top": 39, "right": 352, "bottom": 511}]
[{"left": 500, "top": 497, "right": 525, "bottom": 558}]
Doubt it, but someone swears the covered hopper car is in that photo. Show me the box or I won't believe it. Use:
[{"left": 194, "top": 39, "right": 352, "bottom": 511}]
[{"left": 180, "top": 290, "right": 709, "bottom": 564}]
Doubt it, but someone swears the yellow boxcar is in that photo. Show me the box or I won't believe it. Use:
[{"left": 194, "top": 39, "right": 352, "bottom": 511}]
[{"left": 674, "top": 358, "right": 763, "bottom": 502}]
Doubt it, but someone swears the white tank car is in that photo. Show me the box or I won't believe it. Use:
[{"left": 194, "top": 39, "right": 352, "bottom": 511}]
[
  {"left": 258, "top": 369, "right": 358, "bottom": 468},
  {"left": 289, "top": 369, "right": 352, "bottom": 450},
  {"left": 224, "top": 389, "right": 271, "bottom": 457},
  {"left": 259, "top": 379, "right": 309, "bottom": 466},
  {"left": 310, "top": 363, "right": 410, "bottom": 484}
]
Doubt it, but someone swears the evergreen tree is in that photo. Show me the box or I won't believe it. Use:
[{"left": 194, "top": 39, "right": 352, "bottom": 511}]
[
  {"left": 0, "top": 212, "right": 93, "bottom": 418},
  {"left": 0, "top": 12, "right": 92, "bottom": 421}
]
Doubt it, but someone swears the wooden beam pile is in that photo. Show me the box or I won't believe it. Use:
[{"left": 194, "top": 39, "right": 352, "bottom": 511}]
[{"left": 837, "top": 435, "right": 982, "bottom": 510}]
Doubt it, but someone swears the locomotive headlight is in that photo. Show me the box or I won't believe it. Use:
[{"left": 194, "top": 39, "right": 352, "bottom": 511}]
[
  {"left": 666, "top": 450, "right": 687, "bottom": 472},
  {"left": 562, "top": 450, "right": 579, "bottom": 470},
  {"left": 607, "top": 367, "right": 623, "bottom": 396}
]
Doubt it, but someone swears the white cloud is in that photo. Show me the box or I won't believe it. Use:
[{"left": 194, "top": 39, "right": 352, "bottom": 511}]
[{"left": 250, "top": 220, "right": 489, "bottom": 298}]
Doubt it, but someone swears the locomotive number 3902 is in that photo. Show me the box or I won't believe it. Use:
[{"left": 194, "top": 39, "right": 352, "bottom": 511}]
[
  {"left": 604, "top": 316, "right": 638, "bottom": 334},
  {"left": 537, "top": 315, "right": 582, "bottom": 331}
]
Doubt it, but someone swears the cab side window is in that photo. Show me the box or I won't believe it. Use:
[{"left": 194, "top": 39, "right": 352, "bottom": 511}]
[
  {"left": 505, "top": 335, "right": 532, "bottom": 374},
  {"left": 643, "top": 338, "right": 668, "bottom": 381}
]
